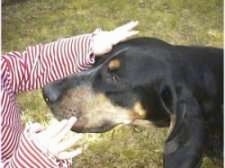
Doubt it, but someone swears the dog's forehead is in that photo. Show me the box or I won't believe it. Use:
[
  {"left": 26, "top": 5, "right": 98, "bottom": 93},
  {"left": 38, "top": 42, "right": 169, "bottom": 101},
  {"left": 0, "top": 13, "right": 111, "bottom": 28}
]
[{"left": 94, "top": 47, "right": 129, "bottom": 67}]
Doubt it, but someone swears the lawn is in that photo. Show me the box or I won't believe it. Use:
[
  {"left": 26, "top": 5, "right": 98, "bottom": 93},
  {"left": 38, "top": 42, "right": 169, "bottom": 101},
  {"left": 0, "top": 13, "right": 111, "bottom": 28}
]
[{"left": 2, "top": 0, "right": 223, "bottom": 167}]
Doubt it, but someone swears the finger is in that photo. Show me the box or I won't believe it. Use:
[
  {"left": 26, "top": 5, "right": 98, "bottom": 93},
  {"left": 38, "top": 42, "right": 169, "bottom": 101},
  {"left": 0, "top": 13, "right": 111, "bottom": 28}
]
[
  {"left": 57, "top": 148, "right": 83, "bottom": 160},
  {"left": 114, "top": 21, "right": 138, "bottom": 32},
  {"left": 40, "top": 119, "right": 67, "bottom": 138},
  {"left": 56, "top": 134, "right": 84, "bottom": 153},
  {"left": 27, "top": 122, "right": 44, "bottom": 133},
  {"left": 112, "top": 30, "right": 139, "bottom": 45},
  {"left": 114, "top": 21, "right": 139, "bottom": 32},
  {"left": 123, "top": 30, "right": 139, "bottom": 39},
  {"left": 53, "top": 117, "right": 77, "bottom": 143}
]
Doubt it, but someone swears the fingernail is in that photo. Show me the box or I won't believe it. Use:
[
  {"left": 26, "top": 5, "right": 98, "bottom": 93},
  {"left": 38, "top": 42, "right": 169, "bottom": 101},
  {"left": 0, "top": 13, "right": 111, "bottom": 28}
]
[
  {"left": 134, "top": 21, "right": 139, "bottom": 25},
  {"left": 60, "top": 119, "right": 67, "bottom": 124},
  {"left": 70, "top": 117, "right": 77, "bottom": 123},
  {"left": 76, "top": 147, "right": 83, "bottom": 154}
]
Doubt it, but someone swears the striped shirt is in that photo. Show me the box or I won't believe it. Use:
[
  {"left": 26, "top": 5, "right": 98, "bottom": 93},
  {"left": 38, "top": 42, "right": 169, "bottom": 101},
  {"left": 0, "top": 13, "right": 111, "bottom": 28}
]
[{"left": 1, "top": 34, "right": 95, "bottom": 167}]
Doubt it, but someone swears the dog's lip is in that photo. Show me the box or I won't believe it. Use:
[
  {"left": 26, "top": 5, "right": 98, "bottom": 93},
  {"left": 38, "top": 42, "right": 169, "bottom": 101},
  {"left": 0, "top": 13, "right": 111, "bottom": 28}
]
[{"left": 130, "top": 119, "right": 152, "bottom": 127}]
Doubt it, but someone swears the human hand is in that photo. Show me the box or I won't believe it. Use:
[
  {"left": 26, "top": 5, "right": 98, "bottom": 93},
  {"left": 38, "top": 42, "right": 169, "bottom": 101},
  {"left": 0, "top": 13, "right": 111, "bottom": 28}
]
[
  {"left": 92, "top": 21, "right": 139, "bottom": 55},
  {"left": 28, "top": 117, "right": 83, "bottom": 160}
]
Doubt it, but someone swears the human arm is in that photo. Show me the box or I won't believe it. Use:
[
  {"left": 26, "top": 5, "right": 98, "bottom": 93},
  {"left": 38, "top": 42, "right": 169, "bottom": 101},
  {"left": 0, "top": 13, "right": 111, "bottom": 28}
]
[
  {"left": 1, "top": 21, "right": 138, "bottom": 94},
  {"left": 3, "top": 117, "right": 82, "bottom": 168},
  {"left": 1, "top": 21, "right": 138, "bottom": 167}
]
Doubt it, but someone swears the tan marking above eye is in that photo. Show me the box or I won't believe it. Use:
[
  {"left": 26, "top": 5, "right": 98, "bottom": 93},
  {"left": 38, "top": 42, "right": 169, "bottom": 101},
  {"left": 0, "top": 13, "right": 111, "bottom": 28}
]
[{"left": 108, "top": 59, "right": 121, "bottom": 71}]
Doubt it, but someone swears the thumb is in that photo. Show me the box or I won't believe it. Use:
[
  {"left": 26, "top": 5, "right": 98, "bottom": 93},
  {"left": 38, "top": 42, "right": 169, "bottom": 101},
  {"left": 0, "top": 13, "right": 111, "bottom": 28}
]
[
  {"left": 26, "top": 122, "right": 44, "bottom": 133},
  {"left": 57, "top": 148, "right": 83, "bottom": 160}
]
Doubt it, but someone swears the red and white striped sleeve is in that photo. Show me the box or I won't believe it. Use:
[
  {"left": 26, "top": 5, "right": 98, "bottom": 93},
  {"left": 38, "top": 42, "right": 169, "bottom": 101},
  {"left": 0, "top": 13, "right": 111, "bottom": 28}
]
[
  {"left": 2, "top": 33, "right": 95, "bottom": 93},
  {"left": 1, "top": 33, "right": 96, "bottom": 167},
  {"left": 3, "top": 126, "right": 72, "bottom": 168}
]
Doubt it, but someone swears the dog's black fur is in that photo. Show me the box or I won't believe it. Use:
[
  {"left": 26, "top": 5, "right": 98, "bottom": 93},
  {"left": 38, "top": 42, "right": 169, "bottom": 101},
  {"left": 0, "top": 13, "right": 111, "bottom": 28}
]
[{"left": 43, "top": 38, "right": 223, "bottom": 168}]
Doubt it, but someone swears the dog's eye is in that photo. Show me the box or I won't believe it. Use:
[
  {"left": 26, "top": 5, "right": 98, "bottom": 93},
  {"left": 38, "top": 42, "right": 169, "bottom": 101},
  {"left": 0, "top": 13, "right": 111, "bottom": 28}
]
[
  {"left": 112, "top": 73, "right": 120, "bottom": 82},
  {"left": 105, "top": 59, "right": 121, "bottom": 83}
]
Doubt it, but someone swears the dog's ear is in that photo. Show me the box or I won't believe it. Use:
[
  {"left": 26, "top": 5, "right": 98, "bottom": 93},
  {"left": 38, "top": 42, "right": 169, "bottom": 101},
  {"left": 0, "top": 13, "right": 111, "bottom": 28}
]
[{"left": 160, "top": 85, "right": 205, "bottom": 168}]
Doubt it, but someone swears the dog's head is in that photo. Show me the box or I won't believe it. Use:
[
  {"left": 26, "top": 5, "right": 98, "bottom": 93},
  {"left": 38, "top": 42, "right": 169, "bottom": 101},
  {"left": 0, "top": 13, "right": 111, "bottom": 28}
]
[
  {"left": 42, "top": 38, "right": 171, "bottom": 133},
  {"left": 43, "top": 37, "right": 223, "bottom": 168}
]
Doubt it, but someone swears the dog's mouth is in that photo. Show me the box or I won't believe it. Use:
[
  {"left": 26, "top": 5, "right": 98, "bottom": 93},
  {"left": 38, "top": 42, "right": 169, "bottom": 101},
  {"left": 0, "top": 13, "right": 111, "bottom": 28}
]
[
  {"left": 132, "top": 119, "right": 151, "bottom": 126},
  {"left": 69, "top": 108, "right": 146, "bottom": 133},
  {"left": 71, "top": 117, "right": 121, "bottom": 133}
]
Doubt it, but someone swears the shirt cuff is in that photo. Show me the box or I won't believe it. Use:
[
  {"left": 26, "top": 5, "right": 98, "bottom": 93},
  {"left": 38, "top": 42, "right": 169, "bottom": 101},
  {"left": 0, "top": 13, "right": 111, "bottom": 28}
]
[{"left": 85, "top": 33, "right": 96, "bottom": 65}]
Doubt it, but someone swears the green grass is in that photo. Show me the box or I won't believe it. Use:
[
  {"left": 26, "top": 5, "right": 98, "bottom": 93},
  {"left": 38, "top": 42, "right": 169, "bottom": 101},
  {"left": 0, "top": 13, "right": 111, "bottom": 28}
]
[{"left": 2, "top": 0, "right": 223, "bottom": 167}]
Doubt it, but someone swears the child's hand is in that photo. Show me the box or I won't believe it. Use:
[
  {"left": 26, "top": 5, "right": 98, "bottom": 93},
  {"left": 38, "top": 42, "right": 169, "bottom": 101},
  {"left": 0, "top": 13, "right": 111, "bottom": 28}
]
[
  {"left": 27, "top": 117, "right": 83, "bottom": 160},
  {"left": 93, "top": 21, "right": 139, "bottom": 55}
]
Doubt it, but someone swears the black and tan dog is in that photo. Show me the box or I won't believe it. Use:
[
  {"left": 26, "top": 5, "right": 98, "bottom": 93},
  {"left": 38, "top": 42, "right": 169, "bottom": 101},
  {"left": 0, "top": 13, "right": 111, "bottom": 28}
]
[{"left": 43, "top": 37, "right": 223, "bottom": 168}]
